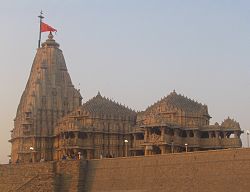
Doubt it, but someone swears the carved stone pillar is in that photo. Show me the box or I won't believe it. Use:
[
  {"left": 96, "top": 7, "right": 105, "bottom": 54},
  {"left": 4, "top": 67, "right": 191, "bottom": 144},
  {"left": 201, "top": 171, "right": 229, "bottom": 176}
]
[
  {"left": 145, "top": 145, "right": 152, "bottom": 156},
  {"left": 87, "top": 133, "right": 91, "bottom": 146},
  {"left": 133, "top": 134, "right": 136, "bottom": 148},
  {"left": 234, "top": 131, "right": 239, "bottom": 138},
  {"left": 223, "top": 132, "right": 226, "bottom": 138},
  {"left": 174, "top": 129, "right": 179, "bottom": 137},
  {"left": 144, "top": 128, "right": 148, "bottom": 142},
  {"left": 193, "top": 130, "right": 198, "bottom": 138},
  {"left": 215, "top": 131, "right": 219, "bottom": 138},
  {"left": 86, "top": 150, "right": 92, "bottom": 159},
  {"left": 74, "top": 132, "right": 78, "bottom": 145},
  {"left": 186, "top": 131, "right": 190, "bottom": 138},
  {"left": 208, "top": 132, "right": 212, "bottom": 138},
  {"left": 160, "top": 145, "right": 165, "bottom": 154},
  {"left": 161, "top": 127, "right": 165, "bottom": 141}
]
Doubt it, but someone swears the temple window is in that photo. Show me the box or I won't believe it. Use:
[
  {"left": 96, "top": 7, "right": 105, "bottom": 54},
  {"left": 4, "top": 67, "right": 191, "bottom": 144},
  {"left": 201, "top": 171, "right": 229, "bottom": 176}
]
[
  {"left": 152, "top": 145, "right": 161, "bottom": 154},
  {"left": 189, "top": 131, "right": 194, "bottom": 137},
  {"left": 136, "top": 133, "right": 144, "bottom": 140},
  {"left": 78, "top": 132, "right": 87, "bottom": 139},
  {"left": 227, "top": 132, "right": 236, "bottom": 138},
  {"left": 25, "top": 112, "right": 32, "bottom": 119},
  {"left": 219, "top": 132, "right": 224, "bottom": 139},
  {"left": 201, "top": 132, "right": 209, "bottom": 138},
  {"left": 69, "top": 132, "right": 75, "bottom": 139},
  {"left": 168, "top": 129, "right": 174, "bottom": 136},
  {"left": 211, "top": 132, "right": 216, "bottom": 138},
  {"left": 151, "top": 127, "right": 161, "bottom": 135},
  {"left": 181, "top": 131, "right": 187, "bottom": 138},
  {"left": 65, "top": 132, "right": 69, "bottom": 139}
]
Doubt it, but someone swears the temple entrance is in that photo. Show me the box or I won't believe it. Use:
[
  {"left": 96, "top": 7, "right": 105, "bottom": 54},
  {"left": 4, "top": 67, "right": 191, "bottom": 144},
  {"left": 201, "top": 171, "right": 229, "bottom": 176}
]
[{"left": 152, "top": 145, "right": 161, "bottom": 154}]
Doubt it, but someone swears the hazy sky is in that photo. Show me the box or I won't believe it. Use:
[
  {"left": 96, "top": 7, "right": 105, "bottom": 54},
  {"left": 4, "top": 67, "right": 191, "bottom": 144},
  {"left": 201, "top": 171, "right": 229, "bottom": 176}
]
[{"left": 0, "top": 1, "right": 250, "bottom": 163}]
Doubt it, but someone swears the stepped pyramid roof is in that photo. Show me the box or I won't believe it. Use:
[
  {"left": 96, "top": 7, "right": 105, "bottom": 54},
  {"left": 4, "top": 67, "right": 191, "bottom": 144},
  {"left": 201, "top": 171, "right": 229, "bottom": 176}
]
[
  {"left": 144, "top": 90, "right": 209, "bottom": 115},
  {"left": 81, "top": 92, "right": 136, "bottom": 118}
]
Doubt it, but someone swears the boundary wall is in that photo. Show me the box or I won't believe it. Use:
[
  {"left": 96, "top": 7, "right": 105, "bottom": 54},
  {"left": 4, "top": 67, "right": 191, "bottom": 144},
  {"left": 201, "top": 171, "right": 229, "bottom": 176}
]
[{"left": 0, "top": 148, "right": 250, "bottom": 192}]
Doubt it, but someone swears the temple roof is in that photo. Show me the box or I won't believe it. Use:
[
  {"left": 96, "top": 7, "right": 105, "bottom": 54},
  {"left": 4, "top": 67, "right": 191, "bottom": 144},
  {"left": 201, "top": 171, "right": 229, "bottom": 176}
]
[
  {"left": 221, "top": 117, "right": 240, "bottom": 130},
  {"left": 81, "top": 92, "right": 136, "bottom": 118},
  {"left": 144, "top": 90, "right": 209, "bottom": 114}
]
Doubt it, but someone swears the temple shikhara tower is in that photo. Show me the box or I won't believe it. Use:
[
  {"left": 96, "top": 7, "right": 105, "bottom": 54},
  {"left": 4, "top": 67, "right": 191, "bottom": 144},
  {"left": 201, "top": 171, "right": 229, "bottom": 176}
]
[
  {"left": 9, "top": 32, "right": 243, "bottom": 163},
  {"left": 10, "top": 33, "right": 82, "bottom": 162}
]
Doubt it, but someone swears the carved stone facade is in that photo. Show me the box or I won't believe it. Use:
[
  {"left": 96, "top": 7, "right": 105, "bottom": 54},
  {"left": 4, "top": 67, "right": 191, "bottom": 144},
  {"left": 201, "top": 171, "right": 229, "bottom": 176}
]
[
  {"left": 132, "top": 91, "right": 242, "bottom": 156},
  {"left": 53, "top": 92, "right": 137, "bottom": 160},
  {"left": 9, "top": 35, "right": 242, "bottom": 163}
]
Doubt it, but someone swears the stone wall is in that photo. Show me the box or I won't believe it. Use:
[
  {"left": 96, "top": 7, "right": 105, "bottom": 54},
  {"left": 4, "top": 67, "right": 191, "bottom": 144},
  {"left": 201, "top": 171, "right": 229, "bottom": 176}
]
[
  {"left": 0, "top": 162, "right": 56, "bottom": 191},
  {"left": 1, "top": 148, "right": 250, "bottom": 192},
  {"left": 84, "top": 148, "right": 250, "bottom": 192},
  {"left": 55, "top": 160, "right": 87, "bottom": 191}
]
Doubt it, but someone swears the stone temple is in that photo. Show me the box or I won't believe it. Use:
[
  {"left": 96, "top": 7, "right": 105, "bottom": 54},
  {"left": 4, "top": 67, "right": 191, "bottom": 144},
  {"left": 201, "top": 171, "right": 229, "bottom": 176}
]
[{"left": 9, "top": 33, "right": 243, "bottom": 163}]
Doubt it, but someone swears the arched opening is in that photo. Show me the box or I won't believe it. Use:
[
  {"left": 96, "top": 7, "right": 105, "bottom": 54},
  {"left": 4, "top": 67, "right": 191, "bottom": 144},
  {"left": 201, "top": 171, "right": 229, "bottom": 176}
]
[
  {"left": 69, "top": 132, "right": 75, "bottom": 139},
  {"left": 189, "top": 131, "right": 194, "bottom": 137},
  {"left": 166, "top": 128, "right": 174, "bottom": 136},
  {"left": 211, "top": 131, "right": 216, "bottom": 138},
  {"left": 65, "top": 132, "right": 69, "bottom": 139},
  {"left": 151, "top": 127, "right": 161, "bottom": 135},
  {"left": 136, "top": 133, "right": 144, "bottom": 140},
  {"left": 181, "top": 131, "right": 187, "bottom": 138},
  {"left": 219, "top": 132, "right": 224, "bottom": 139},
  {"left": 201, "top": 132, "right": 209, "bottom": 138},
  {"left": 152, "top": 145, "right": 161, "bottom": 154}
]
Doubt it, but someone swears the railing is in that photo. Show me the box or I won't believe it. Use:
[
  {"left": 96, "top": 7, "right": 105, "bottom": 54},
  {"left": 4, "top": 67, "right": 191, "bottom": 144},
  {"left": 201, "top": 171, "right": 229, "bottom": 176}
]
[
  {"left": 221, "top": 138, "right": 242, "bottom": 147},
  {"left": 146, "top": 134, "right": 199, "bottom": 146},
  {"left": 199, "top": 138, "right": 221, "bottom": 148},
  {"left": 199, "top": 138, "right": 242, "bottom": 148}
]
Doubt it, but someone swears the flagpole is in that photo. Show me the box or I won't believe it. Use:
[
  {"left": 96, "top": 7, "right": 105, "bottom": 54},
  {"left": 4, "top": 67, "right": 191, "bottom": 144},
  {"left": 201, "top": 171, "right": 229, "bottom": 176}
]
[{"left": 38, "top": 11, "right": 44, "bottom": 48}]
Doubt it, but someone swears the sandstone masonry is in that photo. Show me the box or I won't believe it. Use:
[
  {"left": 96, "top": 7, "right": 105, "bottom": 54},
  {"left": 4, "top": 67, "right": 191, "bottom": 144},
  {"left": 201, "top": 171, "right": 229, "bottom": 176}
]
[{"left": 1, "top": 148, "right": 250, "bottom": 192}]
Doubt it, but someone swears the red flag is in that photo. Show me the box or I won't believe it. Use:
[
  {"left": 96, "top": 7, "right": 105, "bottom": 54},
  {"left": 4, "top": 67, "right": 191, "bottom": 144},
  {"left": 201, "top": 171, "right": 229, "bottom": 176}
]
[{"left": 41, "top": 22, "right": 57, "bottom": 32}]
